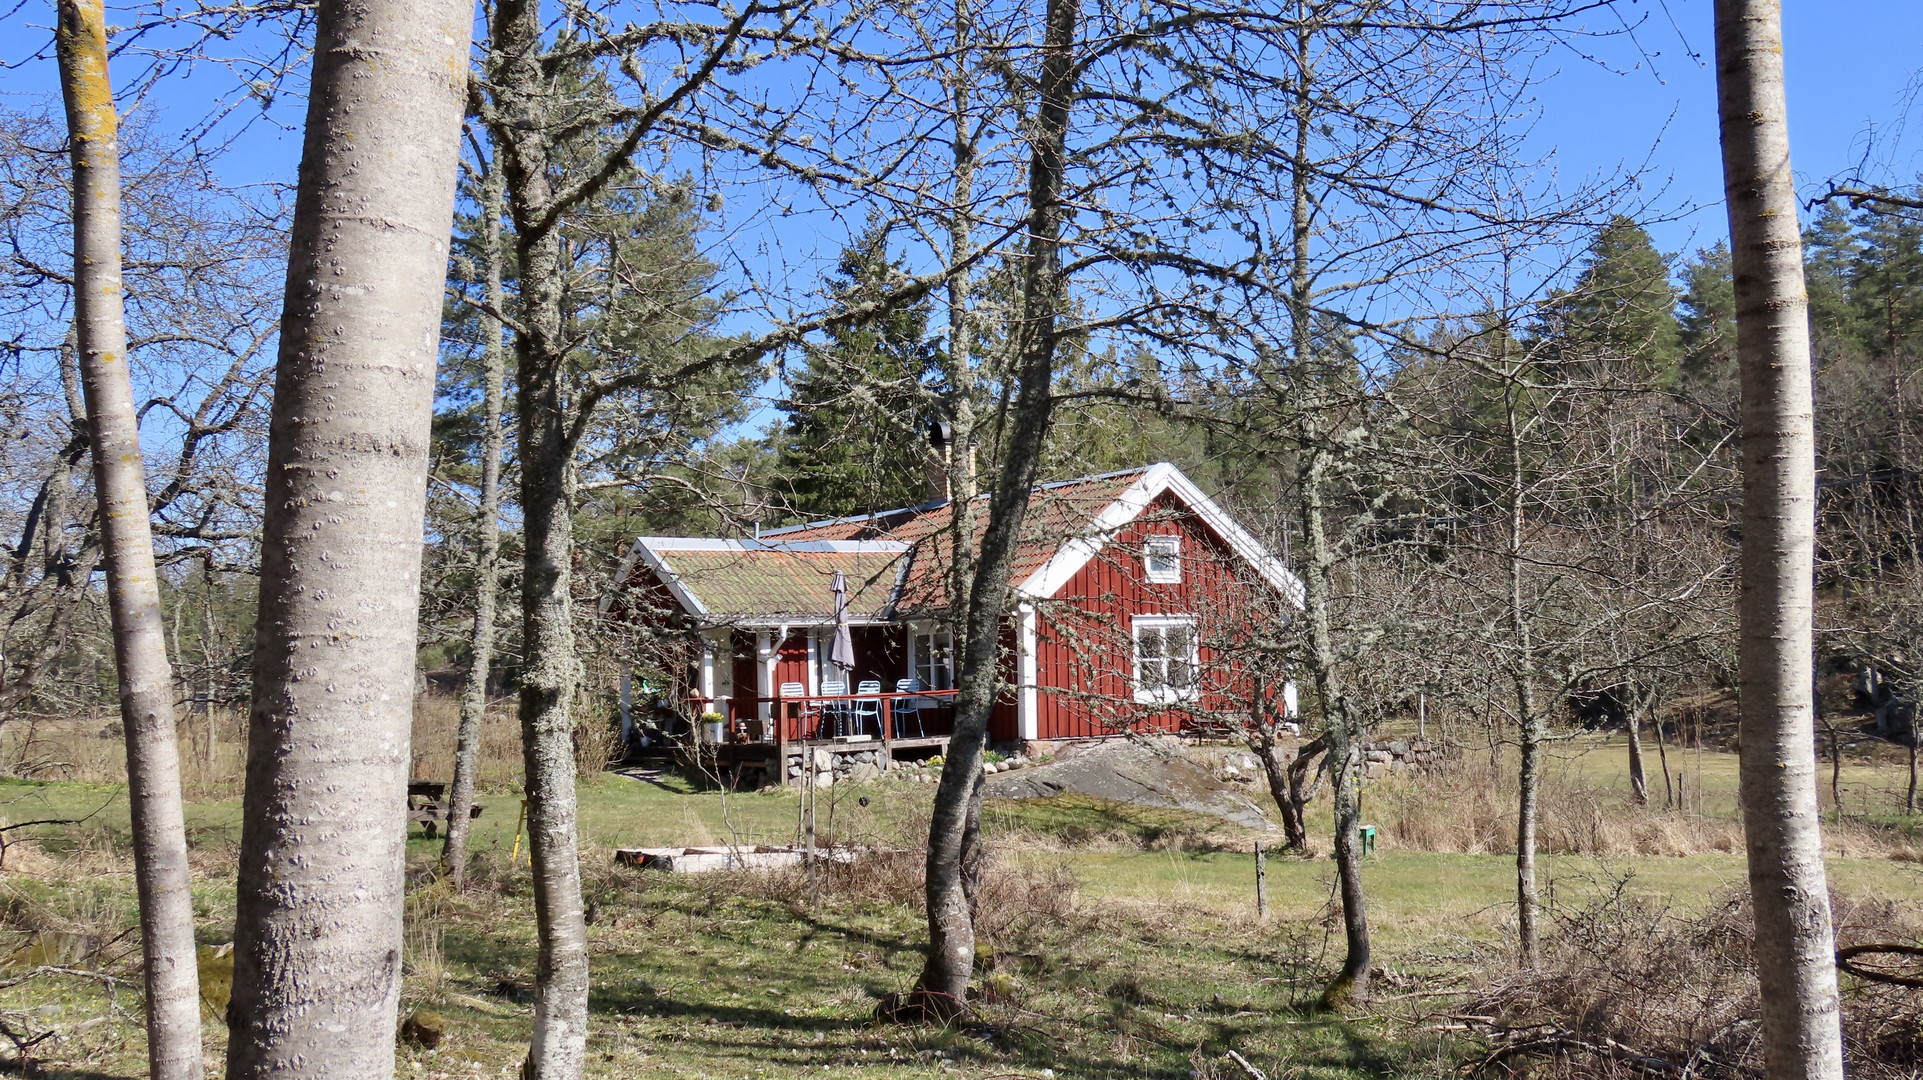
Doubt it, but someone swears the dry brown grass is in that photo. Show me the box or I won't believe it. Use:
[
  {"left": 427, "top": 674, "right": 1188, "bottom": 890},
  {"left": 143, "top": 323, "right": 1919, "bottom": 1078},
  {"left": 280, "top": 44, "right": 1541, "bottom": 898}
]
[
  {"left": 1456, "top": 881, "right": 1923, "bottom": 1079},
  {"left": 1374, "top": 754, "right": 1920, "bottom": 860},
  {"left": 405, "top": 693, "right": 528, "bottom": 791},
  {"left": 0, "top": 692, "right": 533, "bottom": 798}
]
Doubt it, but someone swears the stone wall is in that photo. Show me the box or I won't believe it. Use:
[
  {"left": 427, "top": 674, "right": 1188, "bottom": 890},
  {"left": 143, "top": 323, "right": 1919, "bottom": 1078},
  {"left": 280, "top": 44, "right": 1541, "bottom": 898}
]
[{"left": 1357, "top": 738, "right": 1446, "bottom": 777}]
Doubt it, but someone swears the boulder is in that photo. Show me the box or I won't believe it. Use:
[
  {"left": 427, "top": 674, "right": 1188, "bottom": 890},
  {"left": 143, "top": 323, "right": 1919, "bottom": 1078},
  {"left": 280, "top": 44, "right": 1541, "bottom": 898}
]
[
  {"left": 811, "top": 748, "right": 835, "bottom": 771},
  {"left": 815, "top": 771, "right": 835, "bottom": 789},
  {"left": 845, "top": 761, "right": 881, "bottom": 784}
]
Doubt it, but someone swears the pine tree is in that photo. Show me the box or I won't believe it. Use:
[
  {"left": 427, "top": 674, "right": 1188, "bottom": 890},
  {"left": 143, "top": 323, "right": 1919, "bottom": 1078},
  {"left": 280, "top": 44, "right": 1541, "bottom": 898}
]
[{"left": 1803, "top": 202, "right": 1864, "bottom": 350}]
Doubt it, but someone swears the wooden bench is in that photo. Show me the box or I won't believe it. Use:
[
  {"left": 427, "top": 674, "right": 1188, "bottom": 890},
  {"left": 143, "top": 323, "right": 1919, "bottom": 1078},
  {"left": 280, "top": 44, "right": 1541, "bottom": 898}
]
[{"left": 407, "top": 781, "right": 483, "bottom": 838}]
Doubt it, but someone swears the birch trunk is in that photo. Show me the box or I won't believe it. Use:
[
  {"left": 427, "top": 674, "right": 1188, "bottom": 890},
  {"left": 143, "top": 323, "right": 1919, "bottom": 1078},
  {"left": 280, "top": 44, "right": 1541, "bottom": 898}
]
[
  {"left": 444, "top": 160, "right": 508, "bottom": 888},
  {"left": 1712, "top": 4, "right": 1845, "bottom": 1078},
  {"left": 491, "top": 1, "right": 590, "bottom": 1069},
  {"left": 906, "top": 0, "right": 1077, "bottom": 1018},
  {"left": 53, "top": 4, "right": 202, "bottom": 1074},
  {"left": 226, "top": 0, "right": 471, "bottom": 1074}
]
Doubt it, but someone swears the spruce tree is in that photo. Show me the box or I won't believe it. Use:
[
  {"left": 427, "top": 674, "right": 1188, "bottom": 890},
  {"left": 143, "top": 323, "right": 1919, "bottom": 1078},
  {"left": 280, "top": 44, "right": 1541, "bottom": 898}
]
[
  {"left": 1678, "top": 241, "right": 1736, "bottom": 383},
  {"left": 1542, "top": 216, "right": 1681, "bottom": 384},
  {"left": 773, "top": 223, "right": 939, "bottom": 518},
  {"left": 1850, "top": 202, "right": 1923, "bottom": 360}
]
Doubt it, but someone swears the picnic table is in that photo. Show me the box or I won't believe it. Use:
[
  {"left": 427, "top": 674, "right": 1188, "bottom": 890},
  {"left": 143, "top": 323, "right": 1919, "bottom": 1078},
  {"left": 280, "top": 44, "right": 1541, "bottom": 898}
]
[{"left": 407, "top": 781, "right": 483, "bottom": 838}]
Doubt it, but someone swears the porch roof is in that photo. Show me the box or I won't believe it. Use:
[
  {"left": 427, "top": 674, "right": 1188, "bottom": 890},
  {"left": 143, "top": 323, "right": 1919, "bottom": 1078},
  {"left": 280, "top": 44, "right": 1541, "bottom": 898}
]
[{"left": 629, "top": 538, "right": 908, "bottom": 626}]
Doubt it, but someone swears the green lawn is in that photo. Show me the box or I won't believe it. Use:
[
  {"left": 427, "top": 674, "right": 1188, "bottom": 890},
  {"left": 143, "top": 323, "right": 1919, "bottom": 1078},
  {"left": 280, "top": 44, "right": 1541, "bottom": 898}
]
[{"left": 0, "top": 744, "right": 1917, "bottom": 1079}]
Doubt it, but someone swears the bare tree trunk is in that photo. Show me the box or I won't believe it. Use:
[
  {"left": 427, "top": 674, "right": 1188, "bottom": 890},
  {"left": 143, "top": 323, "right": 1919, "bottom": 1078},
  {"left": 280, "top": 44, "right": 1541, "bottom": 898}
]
[
  {"left": 1713, "top": 4, "right": 1845, "bottom": 1078},
  {"left": 1906, "top": 730, "right": 1917, "bottom": 814},
  {"left": 1300, "top": 459, "right": 1371, "bottom": 1009},
  {"left": 1825, "top": 716, "right": 1842, "bottom": 819},
  {"left": 1497, "top": 361, "right": 1545, "bottom": 967},
  {"left": 901, "top": 0, "right": 1078, "bottom": 1021},
  {"left": 226, "top": 0, "right": 471, "bottom": 1074},
  {"left": 1626, "top": 698, "right": 1650, "bottom": 806},
  {"left": 1653, "top": 712, "right": 1675, "bottom": 808},
  {"left": 53, "top": 4, "right": 201, "bottom": 1073},
  {"left": 1256, "top": 727, "right": 1310, "bottom": 851},
  {"left": 491, "top": 2, "right": 589, "bottom": 1069},
  {"left": 1285, "top": 15, "right": 1369, "bottom": 1005},
  {"left": 943, "top": 0, "right": 986, "bottom": 938},
  {"left": 444, "top": 157, "right": 508, "bottom": 888},
  {"left": 202, "top": 558, "right": 217, "bottom": 776},
  {"left": 1286, "top": 733, "right": 1329, "bottom": 846}
]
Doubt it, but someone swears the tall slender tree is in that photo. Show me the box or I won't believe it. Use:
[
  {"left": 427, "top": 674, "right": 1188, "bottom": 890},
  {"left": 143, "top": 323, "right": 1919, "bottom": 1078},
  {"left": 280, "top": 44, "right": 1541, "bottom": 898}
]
[
  {"left": 1713, "top": 3, "right": 1845, "bottom": 1079},
  {"left": 52, "top": 2, "right": 201, "bottom": 1074},
  {"left": 909, "top": 0, "right": 1079, "bottom": 1015},
  {"left": 443, "top": 154, "right": 508, "bottom": 888},
  {"left": 226, "top": 0, "right": 472, "bottom": 1074}
]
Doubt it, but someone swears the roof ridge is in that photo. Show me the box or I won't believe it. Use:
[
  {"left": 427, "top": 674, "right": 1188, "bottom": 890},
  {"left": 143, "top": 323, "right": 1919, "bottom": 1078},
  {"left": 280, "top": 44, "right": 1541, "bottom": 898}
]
[{"left": 759, "top": 463, "right": 1161, "bottom": 538}]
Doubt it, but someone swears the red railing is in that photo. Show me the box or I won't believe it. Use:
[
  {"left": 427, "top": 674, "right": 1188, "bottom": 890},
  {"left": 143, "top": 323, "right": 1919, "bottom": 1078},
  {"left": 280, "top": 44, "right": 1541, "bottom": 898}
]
[{"left": 688, "top": 688, "right": 959, "bottom": 745}]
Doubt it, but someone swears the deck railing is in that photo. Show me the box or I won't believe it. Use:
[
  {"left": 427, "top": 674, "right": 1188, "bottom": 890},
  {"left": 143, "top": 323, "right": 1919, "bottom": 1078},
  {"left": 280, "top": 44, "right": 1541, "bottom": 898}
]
[{"left": 688, "top": 688, "right": 959, "bottom": 745}]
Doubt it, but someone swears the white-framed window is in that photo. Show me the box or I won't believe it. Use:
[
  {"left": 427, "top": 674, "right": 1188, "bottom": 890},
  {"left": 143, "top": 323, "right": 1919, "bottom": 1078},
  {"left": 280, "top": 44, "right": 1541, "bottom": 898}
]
[
  {"left": 913, "top": 630, "right": 954, "bottom": 690},
  {"left": 1144, "top": 535, "right": 1182, "bottom": 583},
  {"left": 1133, "top": 615, "right": 1198, "bottom": 703}
]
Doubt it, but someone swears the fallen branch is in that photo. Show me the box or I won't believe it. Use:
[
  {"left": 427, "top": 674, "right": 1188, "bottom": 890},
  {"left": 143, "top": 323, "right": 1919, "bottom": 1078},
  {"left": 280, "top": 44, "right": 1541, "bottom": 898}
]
[
  {"left": 1836, "top": 944, "right": 1923, "bottom": 988},
  {"left": 1470, "top": 1029, "right": 1683, "bottom": 1077},
  {"left": 1225, "top": 1049, "right": 1268, "bottom": 1080},
  {"left": 0, "top": 965, "right": 125, "bottom": 992}
]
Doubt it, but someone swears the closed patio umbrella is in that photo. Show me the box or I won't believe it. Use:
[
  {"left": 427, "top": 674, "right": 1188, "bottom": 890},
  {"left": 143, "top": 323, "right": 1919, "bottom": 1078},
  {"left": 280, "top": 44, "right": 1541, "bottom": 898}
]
[{"left": 830, "top": 570, "right": 857, "bottom": 673}]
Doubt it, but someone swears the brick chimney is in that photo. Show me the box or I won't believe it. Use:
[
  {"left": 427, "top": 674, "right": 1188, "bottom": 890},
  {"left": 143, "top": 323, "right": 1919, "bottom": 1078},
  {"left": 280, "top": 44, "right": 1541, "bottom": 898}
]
[{"left": 925, "top": 420, "right": 953, "bottom": 503}]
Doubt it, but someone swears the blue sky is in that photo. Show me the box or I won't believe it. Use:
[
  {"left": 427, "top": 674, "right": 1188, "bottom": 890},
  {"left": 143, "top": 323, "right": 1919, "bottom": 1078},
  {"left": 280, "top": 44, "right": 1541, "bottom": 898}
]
[
  {"left": 6, "top": 2, "right": 1922, "bottom": 284},
  {"left": 1532, "top": 0, "right": 1923, "bottom": 262}
]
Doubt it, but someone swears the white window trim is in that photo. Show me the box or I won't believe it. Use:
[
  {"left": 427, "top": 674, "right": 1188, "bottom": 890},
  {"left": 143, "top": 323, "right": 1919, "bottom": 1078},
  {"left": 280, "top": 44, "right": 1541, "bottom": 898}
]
[
  {"left": 1144, "top": 535, "right": 1182, "bottom": 584},
  {"left": 909, "top": 623, "right": 955, "bottom": 691},
  {"left": 1132, "top": 614, "right": 1199, "bottom": 704}
]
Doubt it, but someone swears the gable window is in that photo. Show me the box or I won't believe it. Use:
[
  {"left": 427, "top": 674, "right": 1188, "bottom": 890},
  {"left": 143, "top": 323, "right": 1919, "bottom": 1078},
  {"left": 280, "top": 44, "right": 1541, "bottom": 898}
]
[
  {"left": 1144, "top": 535, "right": 1181, "bottom": 583},
  {"left": 1133, "top": 616, "right": 1197, "bottom": 703},
  {"left": 913, "top": 630, "right": 954, "bottom": 690}
]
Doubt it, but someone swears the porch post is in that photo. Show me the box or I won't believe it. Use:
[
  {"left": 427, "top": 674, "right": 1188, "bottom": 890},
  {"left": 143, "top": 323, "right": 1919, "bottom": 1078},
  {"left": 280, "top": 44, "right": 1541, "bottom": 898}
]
[
  {"left": 1018, "top": 603, "right": 1039, "bottom": 745},
  {"left": 699, "top": 633, "right": 716, "bottom": 704},
  {"left": 756, "top": 630, "right": 774, "bottom": 727}
]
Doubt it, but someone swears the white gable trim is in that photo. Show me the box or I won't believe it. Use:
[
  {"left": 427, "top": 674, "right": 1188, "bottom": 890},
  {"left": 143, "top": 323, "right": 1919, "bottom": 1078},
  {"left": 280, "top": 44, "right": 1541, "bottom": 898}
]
[
  {"left": 1013, "top": 462, "right": 1303, "bottom": 607},
  {"left": 627, "top": 538, "right": 710, "bottom": 618}
]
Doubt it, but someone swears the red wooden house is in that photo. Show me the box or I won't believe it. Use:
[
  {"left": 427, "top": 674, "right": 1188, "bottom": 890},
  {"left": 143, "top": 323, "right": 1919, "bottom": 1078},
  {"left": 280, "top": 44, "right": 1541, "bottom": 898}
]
[{"left": 611, "top": 462, "right": 1300, "bottom": 782}]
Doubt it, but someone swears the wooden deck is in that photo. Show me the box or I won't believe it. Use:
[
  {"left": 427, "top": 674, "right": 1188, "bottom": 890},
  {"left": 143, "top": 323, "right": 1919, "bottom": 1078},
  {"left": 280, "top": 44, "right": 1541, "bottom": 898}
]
[{"left": 684, "top": 688, "right": 958, "bottom": 786}]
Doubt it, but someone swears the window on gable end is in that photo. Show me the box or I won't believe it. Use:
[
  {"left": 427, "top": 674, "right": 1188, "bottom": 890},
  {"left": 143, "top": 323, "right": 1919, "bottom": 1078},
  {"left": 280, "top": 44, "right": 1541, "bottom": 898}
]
[{"left": 1144, "top": 535, "right": 1181, "bottom": 583}]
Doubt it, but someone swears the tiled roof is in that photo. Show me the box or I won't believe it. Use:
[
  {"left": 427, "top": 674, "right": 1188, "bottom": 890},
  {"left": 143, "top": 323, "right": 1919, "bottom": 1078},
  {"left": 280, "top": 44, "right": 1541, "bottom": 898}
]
[{"left": 878, "top": 469, "right": 1150, "bottom": 614}]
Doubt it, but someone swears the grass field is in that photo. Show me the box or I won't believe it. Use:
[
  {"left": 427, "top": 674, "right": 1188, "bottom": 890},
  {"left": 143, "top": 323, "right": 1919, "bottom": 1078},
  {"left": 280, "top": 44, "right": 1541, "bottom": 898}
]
[{"left": 0, "top": 740, "right": 1917, "bottom": 1078}]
